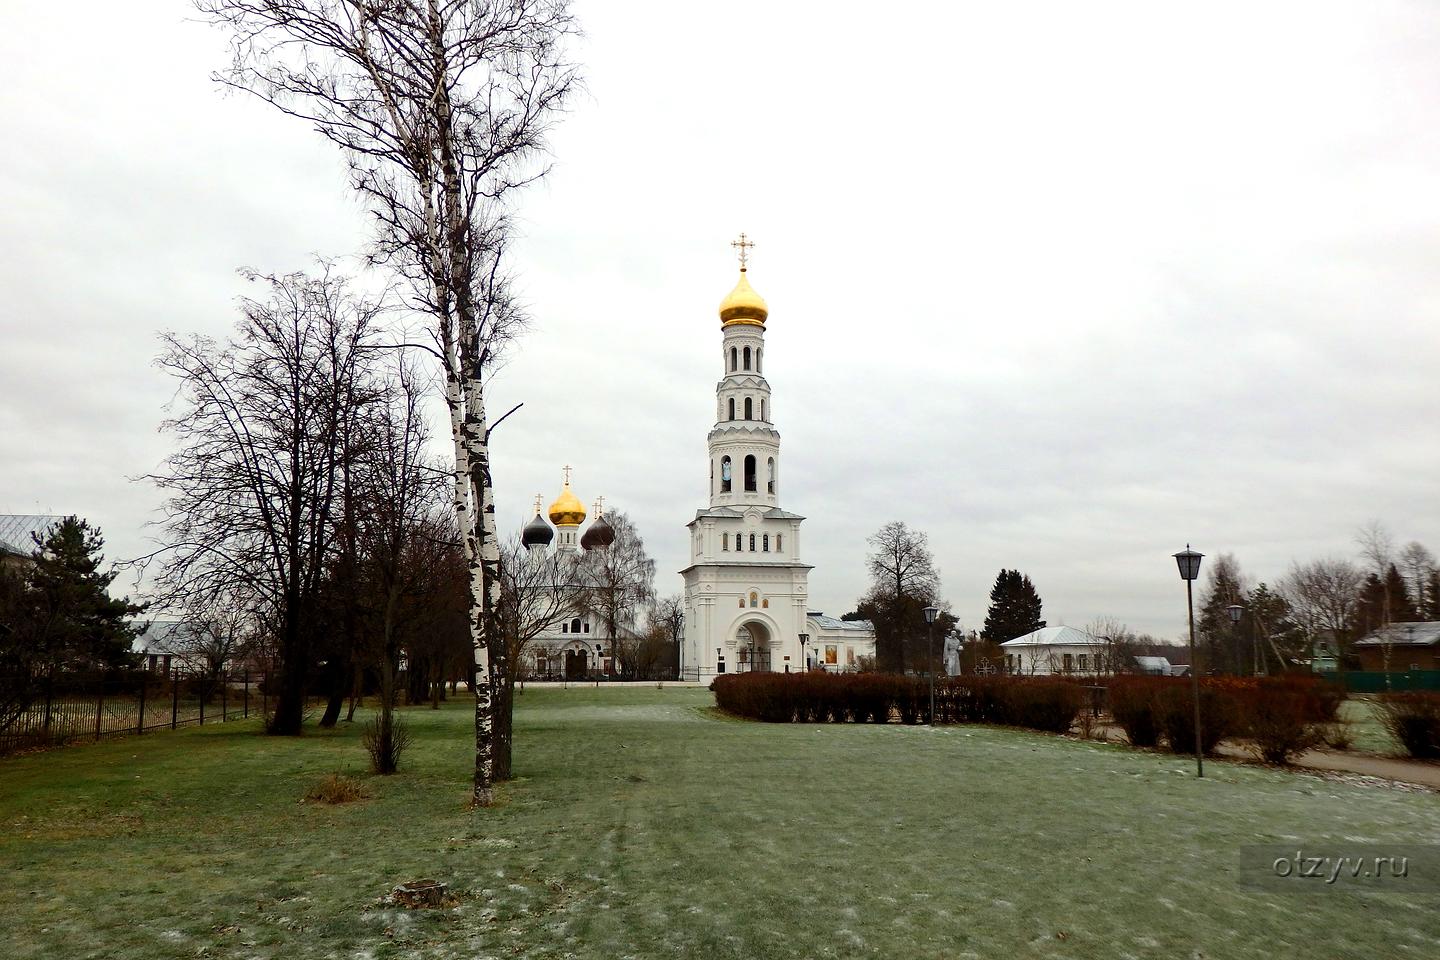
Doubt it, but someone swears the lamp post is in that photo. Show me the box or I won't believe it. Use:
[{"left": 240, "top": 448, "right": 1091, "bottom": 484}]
[
  {"left": 799, "top": 632, "right": 810, "bottom": 671},
  {"left": 924, "top": 605, "right": 939, "bottom": 725},
  {"left": 676, "top": 612, "right": 685, "bottom": 681},
  {"left": 1174, "top": 546, "right": 1204, "bottom": 777},
  {"left": 1226, "top": 603, "right": 1248, "bottom": 675}
]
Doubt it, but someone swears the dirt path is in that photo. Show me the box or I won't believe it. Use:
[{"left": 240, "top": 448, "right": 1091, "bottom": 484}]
[
  {"left": 1092, "top": 721, "right": 1440, "bottom": 789},
  {"left": 1214, "top": 742, "right": 1440, "bottom": 789}
]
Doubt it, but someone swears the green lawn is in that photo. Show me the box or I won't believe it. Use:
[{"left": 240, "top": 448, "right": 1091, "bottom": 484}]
[
  {"left": 1340, "top": 696, "right": 1399, "bottom": 754},
  {"left": 3, "top": 687, "right": 1439, "bottom": 959}
]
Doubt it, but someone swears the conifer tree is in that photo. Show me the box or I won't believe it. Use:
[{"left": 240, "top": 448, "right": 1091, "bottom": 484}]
[
  {"left": 980, "top": 569, "right": 1045, "bottom": 644},
  {"left": 25, "top": 517, "right": 144, "bottom": 671}
]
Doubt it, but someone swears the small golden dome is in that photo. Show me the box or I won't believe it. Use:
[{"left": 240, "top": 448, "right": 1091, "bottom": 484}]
[
  {"left": 548, "top": 481, "right": 587, "bottom": 527},
  {"left": 719, "top": 270, "right": 768, "bottom": 327}
]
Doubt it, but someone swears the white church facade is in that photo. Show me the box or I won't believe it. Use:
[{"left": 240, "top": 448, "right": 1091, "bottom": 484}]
[{"left": 680, "top": 237, "right": 875, "bottom": 681}]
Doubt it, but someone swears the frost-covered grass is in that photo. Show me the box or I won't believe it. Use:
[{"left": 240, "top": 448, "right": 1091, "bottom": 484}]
[
  {"left": 3, "top": 687, "right": 1440, "bottom": 959},
  {"left": 1341, "top": 696, "right": 1399, "bottom": 754}
]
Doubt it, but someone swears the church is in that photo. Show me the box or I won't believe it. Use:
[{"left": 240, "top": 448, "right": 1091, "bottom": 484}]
[
  {"left": 680, "top": 237, "right": 876, "bottom": 681},
  {"left": 518, "top": 472, "right": 634, "bottom": 679}
]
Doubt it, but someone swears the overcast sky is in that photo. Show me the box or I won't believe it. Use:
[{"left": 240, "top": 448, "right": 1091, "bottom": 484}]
[{"left": 4, "top": 1, "right": 1440, "bottom": 640}]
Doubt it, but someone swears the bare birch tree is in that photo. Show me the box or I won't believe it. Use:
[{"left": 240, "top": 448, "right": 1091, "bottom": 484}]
[{"left": 198, "top": 0, "right": 580, "bottom": 805}]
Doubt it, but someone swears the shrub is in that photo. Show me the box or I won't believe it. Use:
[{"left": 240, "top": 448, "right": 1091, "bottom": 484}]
[
  {"left": 1377, "top": 692, "right": 1440, "bottom": 759},
  {"left": 1318, "top": 722, "right": 1353, "bottom": 752},
  {"left": 1005, "top": 679, "right": 1084, "bottom": 733},
  {"left": 1240, "top": 684, "right": 1324, "bottom": 765},
  {"left": 1156, "top": 682, "right": 1236, "bottom": 756},
  {"left": 363, "top": 712, "right": 413, "bottom": 775},
  {"left": 1109, "top": 677, "right": 1164, "bottom": 748},
  {"left": 304, "top": 773, "right": 369, "bottom": 804}
]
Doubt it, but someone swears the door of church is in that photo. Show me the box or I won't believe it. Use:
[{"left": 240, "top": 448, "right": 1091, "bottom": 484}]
[{"left": 565, "top": 650, "right": 588, "bottom": 679}]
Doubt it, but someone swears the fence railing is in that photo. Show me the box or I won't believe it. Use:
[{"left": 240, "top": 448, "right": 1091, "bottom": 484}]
[{"left": 0, "top": 669, "right": 271, "bottom": 757}]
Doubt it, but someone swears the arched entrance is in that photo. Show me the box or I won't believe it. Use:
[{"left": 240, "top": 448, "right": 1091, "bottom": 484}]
[
  {"left": 564, "top": 646, "right": 590, "bottom": 679},
  {"left": 735, "top": 621, "right": 773, "bottom": 673}
]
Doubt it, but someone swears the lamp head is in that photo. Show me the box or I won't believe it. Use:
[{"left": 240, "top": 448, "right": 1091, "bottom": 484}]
[
  {"left": 1226, "top": 604, "right": 1243, "bottom": 624},
  {"left": 1173, "top": 545, "right": 1204, "bottom": 581},
  {"left": 923, "top": 605, "right": 939, "bottom": 624}
]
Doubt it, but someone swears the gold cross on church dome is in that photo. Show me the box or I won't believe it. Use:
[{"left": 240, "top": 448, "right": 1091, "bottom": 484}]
[
  {"left": 533, "top": 494, "right": 543, "bottom": 514},
  {"left": 562, "top": 464, "right": 572, "bottom": 485},
  {"left": 731, "top": 232, "right": 756, "bottom": 271}
]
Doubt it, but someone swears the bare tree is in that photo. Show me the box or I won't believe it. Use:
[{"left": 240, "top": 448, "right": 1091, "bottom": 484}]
[
  {"left": 492, "top": 534, "right": 573, "bottom": 780},
  {"left": 1084, "top": 616, "right": 1140, "bottom": 675},
  {"left": 1399, "top": 541, "right": 1436, "bottom": 614},
  {"left": 1356, "top": 519, "right": 1397, "bottom": 627},
  {"left": 1280, "top": 558, "right": 1364, "bottom": 672},
  {"left": 199, "top": 0, "right": 582, "bottom": 806},
  {"left": 577, "top": 512, "right": 655, "bottom": 680},
  {"left": 353, "top": 361, "right": 441, "bottom": 772},
  {"left": 148, "top": 267, "right": 379, "bottom": 735},
  {"left": 859, "top": 522, "right": 943, "bottom": 673},
  {"left": 652, "top": 594, "right": 685, "bottom": 679}
]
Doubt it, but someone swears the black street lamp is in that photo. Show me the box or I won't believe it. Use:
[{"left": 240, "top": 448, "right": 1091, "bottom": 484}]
[
  {"left": 1226, "top": 603, "right": 1248, "bottom": 675},
  {"left": 924, "top": 605, "right": 939, "bottom": 725},
  {"left": 1174, "top": 545, "right": 1204, "bottom": 777},
  {"left": 799, "top": 632, "right": 809, "bottom": 670}
]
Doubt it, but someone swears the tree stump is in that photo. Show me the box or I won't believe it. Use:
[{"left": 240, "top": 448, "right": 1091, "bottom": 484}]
[{"left": 393, "top": 879, "right": 447, "bottom": 908}]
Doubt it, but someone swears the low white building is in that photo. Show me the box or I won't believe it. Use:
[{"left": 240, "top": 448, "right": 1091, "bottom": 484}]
[
  {"left": 1001, "top": 626, "right": 1107, "bottom": 676},
  {"left": 803, "top": 613, "right": 876, "bottom": 672}
]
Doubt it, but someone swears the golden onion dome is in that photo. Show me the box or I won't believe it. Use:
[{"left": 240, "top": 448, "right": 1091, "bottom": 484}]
[
  {"left": 719, "top": 270, "right": 768, "bottom": 327},
  {"left": 547, "top": 481, "right": 587, "bottom": 527}
]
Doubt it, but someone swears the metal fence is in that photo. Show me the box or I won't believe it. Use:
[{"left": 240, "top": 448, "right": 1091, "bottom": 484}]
[
  {"left": 0, "top": 669, "right": 270, "bottom": 756},
  {"left": 1339, "top": 670, "right": 1440, "bottom": 693}
]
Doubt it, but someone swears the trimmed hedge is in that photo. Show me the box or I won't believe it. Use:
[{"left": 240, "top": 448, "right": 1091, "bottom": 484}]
[
  {"left": 712, "top": 673, "right": 1083, "bottom": 734},
  {"left": 1377, "top": 692, "right": 1440, "bottom": 759}
]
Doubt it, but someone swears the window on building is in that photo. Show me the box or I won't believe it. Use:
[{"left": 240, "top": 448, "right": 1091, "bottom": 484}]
[
  {"left": 720, "top": 456, "right": 732, "bottom": 493},
  {"left": 1078, "top": 654, "right": 1087, "bottom": 672},
  {"left": 730, "top": 347, "right": 737, "bottom": 371},
  {"left": 743, "top": 345, "right": 751, "bottom": 370},
  {"left": 736, "top": 533, "right": 743, "bottom": 550},
  {"left": 757, "top": 348, "right": 762, "bottom": 372},
  {"left": 744, "top": 454, "right": 757, "bottom": 491},
  {"left": 562, "top": 622, "right": 569, "bottom": 633},
  {"left": 749, "top": 533, "right": 756, "bottom": 551},
  {"left": 572, "top": 618, "right": 582, "bottom": 634},
  {"left": 722, "top": 535, "right": 729, "bottom": 551},
  {"left": 761, "top": 398, "right": 767, "bottom": 421},
  {"left": 728, "top": 398, "right": 735, "bottom": 421},
  {"left": 750, "top": 592, "right": 758, "bottom": 607},
  {"left": 583, "top": 622, "right": 590, "bottom": 633},
  {"left": 767, "top": 457, "right": 775, "bottom": 494},
  {"left": 744, "top": 397, "right": 752, "bottom": 420},
  {"left": 763, "top": 534, "right": 769, "bottom": 551},
  {"left": 776, "top": 533, "right": 782, "bottom": 551},
  {"left": 1062, "top": 653, "right": 1073, "bottom": 673}
]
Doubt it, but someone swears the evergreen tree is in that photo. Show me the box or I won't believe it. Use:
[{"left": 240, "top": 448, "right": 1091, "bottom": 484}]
[
  {"left": 1355, "top": 564, "right": 1417, "bottom": 637},
  {"left": 1196, "top": 553, "right": 1247, "bottom": 673},
  {"left": 24, "top": 517, "right": 144, "bottom": 671},
  {"left": 1426, "top": 570, "right": 1440, "bottom": 621},
  {"left": 980, "top": 569, "right": 1045, "bottom": 644}
]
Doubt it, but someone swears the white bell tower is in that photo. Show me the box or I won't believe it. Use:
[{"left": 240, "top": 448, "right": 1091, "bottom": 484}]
[{"left": 681, "top": 235, "right": 812, "bottom": 682}]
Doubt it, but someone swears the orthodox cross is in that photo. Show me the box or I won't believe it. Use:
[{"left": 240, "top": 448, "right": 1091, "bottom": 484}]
[
  {"left": 594, "top": 495, "right": 606, "bottom": 517},
  {"left": 533, "top": 494, "right": 542, "bottom": 514},
  {"left": 731, "top": 232, "right": 756, "bottom": 271},
  {"left": 562, "top": 464, "right": 572, "bottom": 485}
]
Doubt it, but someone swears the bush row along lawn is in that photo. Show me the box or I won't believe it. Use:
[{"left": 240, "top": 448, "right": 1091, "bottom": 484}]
[{"left": 2, "top": 687, "right": 1439, "bottom": 960}]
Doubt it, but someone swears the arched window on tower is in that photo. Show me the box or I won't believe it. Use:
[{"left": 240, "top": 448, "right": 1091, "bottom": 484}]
[
  {"left": 728, "top": 398, "right": 735, "bottom": 421},
  {"left": 744, "top": 397, "right": 752, "bottom": 420},
  {"left": 749, "top": 533, "right": 756, "bottom": 551},
  {"left": 767, "top": 457, "right": 775, "bottom": 494},
  {"left": 761, "top": 399, "right": 767, "bottom": 421},
  {"left": 735, "top": 533, "right": 743, "bottom": 550},
  {"left": 571, "top": 618, "right": 581, "bottom": 634},
  {"left": 776, "top": 533, "right": 782, "bottom": 551},
  {"left": 744, "top": 455, "right": 757, "bottom": 492},
  {"left": 730, "top": 347, "right": 737, "bottom": 371},
  {"left": 757, "top": 348, "right": 762, "bottom": 372},
  {"left": 743, "top": 346, "right": 751, "bottom": 370},
  {"left": 720, "top": 456, "right": 732, "bottom": 493},
  {"left": 763, "top": 534, "right": 769, "bottom": 552}
]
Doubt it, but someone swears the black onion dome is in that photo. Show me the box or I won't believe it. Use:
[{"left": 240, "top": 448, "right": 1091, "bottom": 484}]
[
  {"left": 522, "top": 512, "right": 554, "bottom": 547},
  {"left": 580, "top": 515, "right": 615, "bottom": 551}
]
